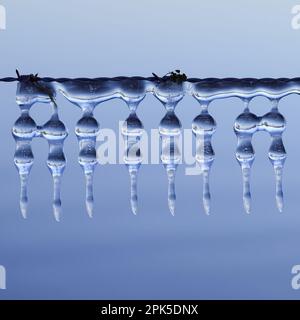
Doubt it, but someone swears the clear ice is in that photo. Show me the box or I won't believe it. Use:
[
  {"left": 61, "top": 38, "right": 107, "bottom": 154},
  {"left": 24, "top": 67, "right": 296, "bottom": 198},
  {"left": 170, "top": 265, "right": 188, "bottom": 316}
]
[
  {"left": 59, "top": 79, "right": 118, "bottom": 217},
  {"left": 120, "top": 78, "right": 146, "bottom": 214},
  {"left": 234, "top": 100, "right": 257, "bottom": 214},
  {"left": 12, "top": 103, "right": 36, "bottom": 218},
  {"left": 75, "top": 105, "right": 99, "bottom": 218},
  {"left": 13, "top": 77, "right": 54, "bottom": 218},
  {"left": 10, "top": 76, "right": 296, "bottom": 217},
  {"left": 192, "top": 101, "right": 216, "bottom": 215},
  {"left": 41, "top": 100, "right": 68, "bottom": 221},
  {"left": 234, "top": 99, "right": 286, "bottom": 213},
  {"left": 154, "top": 80, "right": 184, "bottom": 215},
  {"left": 264, "top": 99, "right": 286, "bottom": 212}
]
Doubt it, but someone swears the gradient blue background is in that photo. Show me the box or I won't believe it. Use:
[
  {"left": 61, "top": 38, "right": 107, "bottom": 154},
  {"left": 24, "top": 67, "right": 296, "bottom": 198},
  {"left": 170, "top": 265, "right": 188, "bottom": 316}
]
[{"left": 0, "top": 0, "right": 300, "bottom": 299}]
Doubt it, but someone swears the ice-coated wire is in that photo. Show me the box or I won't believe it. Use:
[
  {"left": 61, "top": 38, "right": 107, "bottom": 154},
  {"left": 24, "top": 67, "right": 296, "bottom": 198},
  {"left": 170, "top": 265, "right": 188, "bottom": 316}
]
[{"left": 7, "top": 74, "right": 297, "bottom": 217}]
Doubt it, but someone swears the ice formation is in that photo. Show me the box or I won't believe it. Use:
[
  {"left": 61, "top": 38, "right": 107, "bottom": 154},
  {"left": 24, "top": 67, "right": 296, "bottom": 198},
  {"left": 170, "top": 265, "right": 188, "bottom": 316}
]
[{"left": 6, "top": 75, "right": 299, "bottom": 219}]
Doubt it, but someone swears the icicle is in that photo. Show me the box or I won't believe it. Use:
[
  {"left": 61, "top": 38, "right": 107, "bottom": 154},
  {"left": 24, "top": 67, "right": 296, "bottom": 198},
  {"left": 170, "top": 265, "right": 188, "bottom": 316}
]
[
  {"left": 122, "top": 106, "right": 144, "bottom": 214},
  {"left": 234, "top": 99, "right": 258, "bottom": 213},
  {"left": 41, "top": 101, "right": 68, "bottom": 221},
  {"left": 192, "top": 101, "right": 216, "bottom": 215},
  {"left": 156, "top": 94, "right": 183, "bottom": 215},
  {"left": 13, "top": 119, "right": 36, "bottom": 218},
  {"left": 166, "top": 166, "right": 176, "bottom": 215},
  {"left": 75, "top": 105, "right": 99, "bottom": 218},
  {"left": 262, "top": 99, "right": 286, "bottom": 212},
  {"left": 120, "top": 78, "right": 146, "bottom": 214},
  {"left": 129, "top": 167, "right": 138, "bottom": 215},
  {"left": 153, "top": 77, "right": 184, "bottom": 215},
  {"left": 59, "top": 79, "right": 120, "bottom": 217},
  {"left": 13, "top": 94, "right": 37, "bottom": 218},
  {"left": 19, "top": 172, "right": 29, "bottom": 218},
  {"left": 13, "top": 76, "right": 57, "bottom": 218},
  {"left": 202, "top": 169, "right": 211, "bottom": 215},
  {"left": 53, "top": 175, "right": 62, "bottom": 221},
  {"left": 85, "top": 172, "right": 94, "bottom": 217},
  {"left": 159, "top": 110, "right": 182, "bottom": 215}
]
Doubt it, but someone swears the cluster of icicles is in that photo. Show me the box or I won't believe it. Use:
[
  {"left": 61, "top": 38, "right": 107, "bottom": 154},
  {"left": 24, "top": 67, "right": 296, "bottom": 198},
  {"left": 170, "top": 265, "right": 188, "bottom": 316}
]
[{"left": 12, "top": 76, "right": 300, "bottom": 221}]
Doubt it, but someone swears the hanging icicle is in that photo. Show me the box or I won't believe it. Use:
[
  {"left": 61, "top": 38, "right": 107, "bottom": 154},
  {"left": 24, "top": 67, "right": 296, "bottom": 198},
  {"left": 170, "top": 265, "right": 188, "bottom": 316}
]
[
  {"left": 191, "top": 100, "right": 216, "bottom": 215},
  {"left": 153, "top": 74, "right": 185, "bottom": 215},
  {"left": 41, "top": 98, "right": 68, "bottom": 221},
  {"left": 262, "top": 99, "right": 287, "bottom": 212},
  {"left": 234, "top": 99, "right": 258, "bottom": 214},
  {"left": 120, "top": 78, "right": 146, "bottom": 214},
  {"left": 12, "top": 75, "right": 54, "bottom": 218},
  {"left": 59, "top": 79, "right": 118, "bottom": 217}
]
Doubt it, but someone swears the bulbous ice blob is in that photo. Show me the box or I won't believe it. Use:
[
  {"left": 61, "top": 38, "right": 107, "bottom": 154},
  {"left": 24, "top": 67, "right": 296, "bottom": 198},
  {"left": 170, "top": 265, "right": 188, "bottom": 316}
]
[
  {"left": 195, "top": 142, "right": 215, "bottom": 166},
  {"left": 122, "top": 113, "right": 144, "bottom": 137},
  {"left": 235, "top": 140, "right": 255, "bottom": 164},
  {"left": 78, "top": 144, "right": 98, "bottom": 167},
  {"left": 261, "top": 110, "right": 286, "bottom": 134},
  {"left": 268, "top": 137, "right": 286, "bottom": 162},
  {"left": 42, "top": 116, "right": 68, "bottom": 141},
  {"left": 234, "top": 111, "right": 259, "bottom": 134},
  {"left": 14, "top": 143, "right": 34, "bottom": 166},
  {"left": 159, "top": 112, "right": 181, "bottom": 136},
  {"left": 47, "top": 149, "right": 66, "bottom": 171},
  {"left": 75, "top": 116, "right": 99, "bottom": 138},
  {"left": 12, "top": 114, "right": 37, "bottom": 139},
  {"left": 192, "top": 112, "right": 216, "bottom": 135}
]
